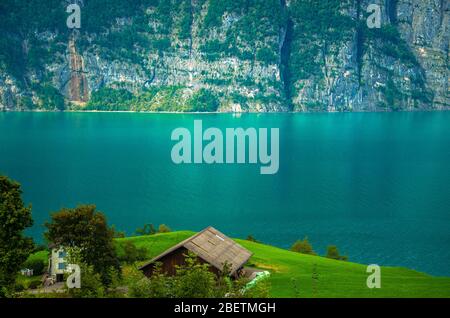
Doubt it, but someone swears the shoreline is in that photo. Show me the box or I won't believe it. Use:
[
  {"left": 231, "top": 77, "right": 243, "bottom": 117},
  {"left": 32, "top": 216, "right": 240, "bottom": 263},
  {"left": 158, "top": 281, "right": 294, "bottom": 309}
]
[{"left": 1, "top": 108, "right": 449, "bottom": 115}]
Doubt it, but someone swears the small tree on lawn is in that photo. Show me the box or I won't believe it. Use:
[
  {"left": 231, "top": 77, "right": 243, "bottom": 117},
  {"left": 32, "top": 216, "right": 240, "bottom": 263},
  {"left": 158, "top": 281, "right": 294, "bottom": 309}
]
[
  {"left": 291, "top": 237, "right": 316, "bottom": 255},
  {"left": 158, "top": 224, "right": 171, "bottom": 233},
  {"left": 135, "top": 223, "right": 156, "bottom": 236},
  {"left": 326, "top": 245, "right": 348, "bottom": 261}
]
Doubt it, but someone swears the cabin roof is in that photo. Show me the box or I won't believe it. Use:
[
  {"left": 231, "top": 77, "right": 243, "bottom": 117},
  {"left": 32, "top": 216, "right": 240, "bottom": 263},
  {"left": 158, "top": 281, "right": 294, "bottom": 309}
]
[{"left": 139, "top": 227, "right": 252, "bottom": 275}]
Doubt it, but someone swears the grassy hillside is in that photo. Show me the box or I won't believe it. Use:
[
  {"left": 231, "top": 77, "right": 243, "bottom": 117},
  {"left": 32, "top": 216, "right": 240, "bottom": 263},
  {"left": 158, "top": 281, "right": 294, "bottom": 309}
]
[
  {"left": 116, "top": 231, "right": 450, "bottom": 298},
  {"left": 28, "top": 231, "right": 450, "bottom": 297}
]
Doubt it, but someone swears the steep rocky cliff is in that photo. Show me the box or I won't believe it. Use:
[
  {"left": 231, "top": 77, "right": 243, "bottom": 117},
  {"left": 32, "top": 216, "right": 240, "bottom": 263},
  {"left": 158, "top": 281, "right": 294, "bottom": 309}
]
[{"left": 0, "top": 0, "right": 448, "bottom": 112}]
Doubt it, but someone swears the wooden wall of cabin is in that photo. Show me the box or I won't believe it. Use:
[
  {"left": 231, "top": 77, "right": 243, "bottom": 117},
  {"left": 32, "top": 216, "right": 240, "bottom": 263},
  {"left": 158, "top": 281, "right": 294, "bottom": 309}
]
[{"left": 141, "top": 247, "right": 221, "bottom": 277}]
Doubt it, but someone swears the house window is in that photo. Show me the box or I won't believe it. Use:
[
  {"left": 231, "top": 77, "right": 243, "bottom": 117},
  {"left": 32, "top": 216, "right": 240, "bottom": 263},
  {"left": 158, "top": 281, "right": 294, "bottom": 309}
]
[
  {"left": 58, "top": 262, "right": 66, "bottom": 270},
  {"left": 58, "top": 251, "right": 66, "bottom": 258}
]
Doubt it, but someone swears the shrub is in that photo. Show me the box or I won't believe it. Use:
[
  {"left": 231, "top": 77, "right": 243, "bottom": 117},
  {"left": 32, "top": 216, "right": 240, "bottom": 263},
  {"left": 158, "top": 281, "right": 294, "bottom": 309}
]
[
  {"left": 135, "top": 223, "right": 156, "bottom": 236},
  {"left": 125, "top": 266, "right": 152, "bottom": 298},
  {"left": 246, "top": 235, "right": 261, "bottom": 244},
  {"left": 118, "top": 241, "right": 148, "bottom": 263},
  {"left": 28, "top": 279, "right": 41, "bottom": 290},
  {"left": 256, "top": 47, "right": 277, "bottom": 65},
  {"left": 242, "top": 278, "right": 271, "bottom": 298},
  {"left": 33, "top": 83, "right": 65, "bottom": 110},
  {"left": 125, "top": 253, "right": 270, "bottom": 298},
  {"left": 326, "top": 245, "right": 348, "bottom": 261},
  {"left": 104, "top": 267, "right": 125, "bottom": 298},
  {"left": 147, "top": 262, "right": 174, "bottom": 298},
  {"left": 68, "top": 263, "right": 105, "bottom": 298},
  {"left": 112, "top": 225, "right": 125, "bottom": 238},
  {"left": 188, "top": 89, "right": 220, "bottom": 112},
  {"left": 153, "top": 38, "right": 171, "bottom": 52},
  {"left": 14, "top": 283, "right": 25, "bottom": 293},
  {"left": 174, "top": 253, "right": 217, "bottom": 298},
  {"left": 22, "top": 259, "right": 46, "bottom": 276},
  {"left": 291, "top": 237, "right": 316, "bottom": 255},
  {"left": 86, "top": 87, "right": 134, "bottom": 111},
  {"left": 158, "top": 224, "right": 171, "bottom": 233}
]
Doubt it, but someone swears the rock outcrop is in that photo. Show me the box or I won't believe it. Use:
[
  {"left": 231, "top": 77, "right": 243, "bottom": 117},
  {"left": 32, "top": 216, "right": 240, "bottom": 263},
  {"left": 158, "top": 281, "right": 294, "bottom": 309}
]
[{"left": 0, "top": 0, "right": 447, "bottom": 112}]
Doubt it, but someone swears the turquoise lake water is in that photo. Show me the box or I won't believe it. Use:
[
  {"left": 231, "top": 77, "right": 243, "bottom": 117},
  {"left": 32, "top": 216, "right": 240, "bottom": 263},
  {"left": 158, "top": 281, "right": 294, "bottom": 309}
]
[{"left": 0, "top": 112, "right": 449, "bottom": 276}]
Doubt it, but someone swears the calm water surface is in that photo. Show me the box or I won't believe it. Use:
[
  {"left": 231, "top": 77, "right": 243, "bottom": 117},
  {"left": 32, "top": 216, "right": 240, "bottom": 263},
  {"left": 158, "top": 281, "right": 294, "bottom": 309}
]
[{"left": 0, "top": 112, "right": 449, "bottom": 276}]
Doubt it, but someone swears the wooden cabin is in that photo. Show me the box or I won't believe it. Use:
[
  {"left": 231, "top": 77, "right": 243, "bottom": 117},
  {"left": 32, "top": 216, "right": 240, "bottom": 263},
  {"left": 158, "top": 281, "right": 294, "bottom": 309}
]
[{"left": 139, "top": 227, "right": 252, "bottom": 278}]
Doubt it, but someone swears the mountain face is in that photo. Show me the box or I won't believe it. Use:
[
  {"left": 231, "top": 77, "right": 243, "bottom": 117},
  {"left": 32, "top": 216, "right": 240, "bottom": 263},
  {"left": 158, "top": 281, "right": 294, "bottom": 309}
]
[{"left": 0, "top": 0, "right": 448, "bottom": 112}]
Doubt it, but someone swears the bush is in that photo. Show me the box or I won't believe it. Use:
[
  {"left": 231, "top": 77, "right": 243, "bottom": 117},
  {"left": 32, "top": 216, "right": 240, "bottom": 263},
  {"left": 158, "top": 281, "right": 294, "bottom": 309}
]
[
  {"left": 188, "top": 89, "right": 220, "bottom": 112},
  {"left": 28, "top": 279, "right": 41, "bottom": 290},
  {"left": 126, "top": 262, "right": 184, "bottom": 298},
  {"left": 104, "top": 267, "right": 125, "bottom": 298},
  {"left": 173, "top": 253, "right": 217, "bottom": 298},
  {"left": 158, "top": 224, "right": 171, "bottom": 233},
  {"left": 33, "top": 83, "right": 65, "bottom": 110},
  {"left": 68, "top": 263, "right": 105, "bottom": 298},
  {"left": 129, "top": 276, "right": 152, "bottom": 298},
  {"left": 23, "top": 259, "right": 46, "bottom": 276},
  {"left": 256, "top": 47, "right": 277, "bottom": 65},
  {"left": 291, "top": 237, "right": 316, "bottom": 255},
  {"left": 242, "top": 278, "right": 271, "bottom": 298},
  {"left": 86, "top": 87, "right": 134, "bottom": 111},
  {"left": 246, "top": 235, "right": 261, "bottom": 244},
  {"left": 147, "top": 262, "right": 174, "bottom": 298},
  {"left": 118, "top": 241, "right": 148, "bottom": 264},
  {"left": 124, "top": 253, "right": 271, "bottom": 298},
  {"left": 135, "top": 223, "right": 156, "bottom": 236},
  {"left": 14, "top": 283, "right": 25, "bottom": 293},
  {"left": 326, "top": 245, "right": 348, "bottom": 261}
]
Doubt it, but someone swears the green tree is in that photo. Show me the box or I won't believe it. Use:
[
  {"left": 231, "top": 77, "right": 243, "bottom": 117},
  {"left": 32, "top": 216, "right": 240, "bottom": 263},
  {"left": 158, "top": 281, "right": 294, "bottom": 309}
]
[
  {"left": 188, "top": 89, "right": 220, "bottom": 112},
  {"left": 326, "top": 245, "right": 348, "bottom": 261},
  {"left": 125, "top": 263, "right": 185, "bottom": 298},
  {"left": 291, "top": 237, "right": 316, "bottom": 255},
  {"left": 0, "top": 176, "right": 34, "bottom": 297},
  {"left": 158, "top": 224, "right": 171, "bottom": 233},
  {"left": 68, "top": 263, "right": 105, "bottom": 298},
  {"left": 118, "top": 241, "right": 148, "bottom": 263},
  {"left": 111, "top": 225, "right": 125, "bottom": 238},
  {"left": 104, "top": 266, "right": 124, "bottom": 298},
  {"left": 174, "top": 252, "right": 216, "bottom": 298},
  {"left": 147, "top": 262, "right": 174, "bottom": 298},
  {"left": 135, "top": 223, "right": 156, "bottom": 236},
  {"left": 125, "top": 265, "right": 153, "bottom": 298},
  {"left": 246, "top": 235, "right": 261, "bottom": 243},
  {"left": 44, "top": 204, "right": 120, "bottom": 285}
]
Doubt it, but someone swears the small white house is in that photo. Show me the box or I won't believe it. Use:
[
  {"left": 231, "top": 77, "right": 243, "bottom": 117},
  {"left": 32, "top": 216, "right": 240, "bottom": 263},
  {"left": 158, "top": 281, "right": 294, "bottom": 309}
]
[
  {"left": 48, "top": 247, "right": 70, "bottom": 283},
  {"left": 20, "top": 268, "right": 34, "bottom": 277}
]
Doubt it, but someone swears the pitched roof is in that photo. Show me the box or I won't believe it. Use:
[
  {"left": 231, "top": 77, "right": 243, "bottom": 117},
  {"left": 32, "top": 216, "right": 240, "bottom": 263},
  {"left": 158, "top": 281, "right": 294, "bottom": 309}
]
[{"left": 139, "top": 227, "right": 252, "bottom": 275}]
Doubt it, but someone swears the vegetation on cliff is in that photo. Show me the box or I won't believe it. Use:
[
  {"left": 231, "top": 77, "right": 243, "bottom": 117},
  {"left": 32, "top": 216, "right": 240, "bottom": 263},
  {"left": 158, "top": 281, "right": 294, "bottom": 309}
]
[{"left": 0, "top": 0, "right": 447, "bottom": 112}]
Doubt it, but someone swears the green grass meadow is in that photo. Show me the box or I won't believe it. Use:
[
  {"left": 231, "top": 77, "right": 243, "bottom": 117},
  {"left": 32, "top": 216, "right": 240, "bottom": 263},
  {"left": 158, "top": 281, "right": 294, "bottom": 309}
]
[
  {"left": 115, "top": 231, "right": 450, "bottom": 298},
  {"left": 27, "top": 231, "right": 450, "bottom": 297}
]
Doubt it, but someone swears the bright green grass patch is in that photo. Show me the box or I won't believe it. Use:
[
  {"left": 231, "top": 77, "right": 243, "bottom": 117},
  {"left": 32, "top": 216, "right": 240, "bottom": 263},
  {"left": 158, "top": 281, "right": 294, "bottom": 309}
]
[
  {"left": 115, "top": 231, "right": 195, "bottom": 263},
  {"left": 116, "top": 231, "right": 450, "bottom": 298},
  {"left": 26, "top": 250, "right": 49, "bottom": 265}
]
